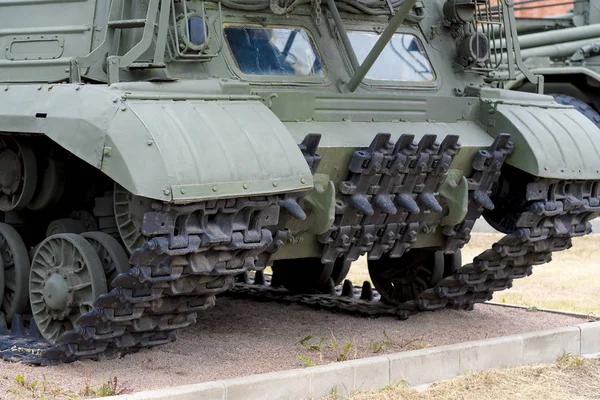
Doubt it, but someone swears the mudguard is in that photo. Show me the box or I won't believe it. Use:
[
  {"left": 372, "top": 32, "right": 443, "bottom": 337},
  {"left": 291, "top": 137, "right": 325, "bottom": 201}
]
[
  {"left": 0, "top": 81, "right": 313, "bottom": 202},
  {"left": 480, "top": 88, "right": 600, "bottom": 180}
]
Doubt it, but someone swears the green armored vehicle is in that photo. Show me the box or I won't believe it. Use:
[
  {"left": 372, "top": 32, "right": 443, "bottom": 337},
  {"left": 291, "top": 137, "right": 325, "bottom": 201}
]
[
  {"left": 506, "top": 0, "right": 600, "bottom": 126},
  {"left": 0, "top": 0, "right": 598, "bottom": 362}
]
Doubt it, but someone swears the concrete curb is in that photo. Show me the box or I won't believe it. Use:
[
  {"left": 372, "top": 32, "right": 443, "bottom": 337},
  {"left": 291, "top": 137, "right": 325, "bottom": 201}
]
[{"left": 106, "top": 321, "right": 600, "bottom": 400}]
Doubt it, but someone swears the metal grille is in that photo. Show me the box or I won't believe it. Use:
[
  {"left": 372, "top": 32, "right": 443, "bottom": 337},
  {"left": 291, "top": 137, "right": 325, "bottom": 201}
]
[
  {"left": 474, "top": 0, "right": 507, "bottom": 71},
  {"left": 166, "top": 0, "right": 224, "bottom": 61},
  {"left": 450, "top": 1, "right": 509, "bottom": 75}
]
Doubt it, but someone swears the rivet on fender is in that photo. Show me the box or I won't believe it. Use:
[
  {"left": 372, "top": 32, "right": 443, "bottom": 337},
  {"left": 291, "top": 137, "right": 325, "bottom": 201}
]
[{"left": 163, "top": 188, "right": 170, "bottom": 196}]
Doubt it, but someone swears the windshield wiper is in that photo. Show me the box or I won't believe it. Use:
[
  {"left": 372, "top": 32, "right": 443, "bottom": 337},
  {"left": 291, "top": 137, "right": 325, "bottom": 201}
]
[{"left": 326, "top": 0, "right": 418, "bottom": 92}]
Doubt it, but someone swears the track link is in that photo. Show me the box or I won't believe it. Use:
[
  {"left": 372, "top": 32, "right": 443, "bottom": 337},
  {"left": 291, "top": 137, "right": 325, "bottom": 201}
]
[
  {"left": 42, "top": 195, "right": 287, "bottom": 362},
  {"left": 228, "top": 178, "right": 600, "bottom": 319},
  {"left": 1, "top": 133, "right": 598, "bottom": 364},
  {"left": 406, "top": 179, "right": 600, "bottom": 314}
]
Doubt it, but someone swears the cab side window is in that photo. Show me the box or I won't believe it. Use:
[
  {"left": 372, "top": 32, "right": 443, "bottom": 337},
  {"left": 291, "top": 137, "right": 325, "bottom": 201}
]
[
  {"left": 225, "top": 26, "right": 324, "bottom": 77},
  {"left": 348, "top": 31, "right": 435, "bottom": 82}
]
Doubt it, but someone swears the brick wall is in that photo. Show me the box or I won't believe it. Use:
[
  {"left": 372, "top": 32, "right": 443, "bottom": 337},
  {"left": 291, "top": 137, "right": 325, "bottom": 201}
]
[{"left": 513, "top": 0, "right": 573, "bottom": 18}]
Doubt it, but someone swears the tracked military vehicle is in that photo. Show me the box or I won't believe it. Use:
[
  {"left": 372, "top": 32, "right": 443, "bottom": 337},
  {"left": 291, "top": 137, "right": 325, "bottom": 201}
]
[
  {"left": 505, "top": 0, "right": 600, "bottom": 126},
  {"left": 0, "top": 0, "right": 599, "bottom": 363}
]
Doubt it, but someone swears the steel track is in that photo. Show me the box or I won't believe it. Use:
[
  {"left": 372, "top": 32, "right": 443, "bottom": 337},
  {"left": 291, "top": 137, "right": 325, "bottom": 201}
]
[
  {"left": 38, "top": 196, "right": 287, "bottom": 362},
  {"left": 227, "top": 178, "right": 600, "bottom": 320},
  {"left": 0, "top": 133, "right": 597, "bottom": 365}
]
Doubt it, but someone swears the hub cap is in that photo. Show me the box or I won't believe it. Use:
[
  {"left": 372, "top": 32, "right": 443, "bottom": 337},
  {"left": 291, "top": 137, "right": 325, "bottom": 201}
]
[{"left": 43, "top": 274, "right": 70, "bottom": 314}]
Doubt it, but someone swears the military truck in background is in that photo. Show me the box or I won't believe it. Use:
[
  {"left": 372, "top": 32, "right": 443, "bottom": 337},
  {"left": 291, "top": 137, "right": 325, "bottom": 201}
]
[
  {"left": 0, "top": 0, "right": 599, "bottom": 363},
  {"left": 506, "top": 0, "right": 600, "bottom": 126}
]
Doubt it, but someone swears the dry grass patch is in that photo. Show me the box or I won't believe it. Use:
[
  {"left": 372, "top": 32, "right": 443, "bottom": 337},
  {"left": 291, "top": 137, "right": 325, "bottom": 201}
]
[
  {"left": 346, "top": 234, "right": 600, "bottom": 313},
  {"left": 1, "top": 373, "right": 131, "bottom": 400},
  {"left": 327, "top": 355, "right": 600, "bottom": 400},
  {"left": 463, "top": 234, "right": 600, "bottom": 314}
]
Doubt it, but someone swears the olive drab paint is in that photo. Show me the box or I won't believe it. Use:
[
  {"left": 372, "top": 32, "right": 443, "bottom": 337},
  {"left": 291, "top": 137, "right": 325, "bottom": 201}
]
[{"left": 0, "top": 0, "right": 599, "bottom": 362}]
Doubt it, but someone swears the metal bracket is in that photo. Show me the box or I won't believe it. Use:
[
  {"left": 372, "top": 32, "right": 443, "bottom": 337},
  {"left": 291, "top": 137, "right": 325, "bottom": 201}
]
[
  {"left": 69, "top": 0, "right": 171, "bottom": 84},
  {"left": 503, "top": 0, "right": 545, "bottom": 93}
]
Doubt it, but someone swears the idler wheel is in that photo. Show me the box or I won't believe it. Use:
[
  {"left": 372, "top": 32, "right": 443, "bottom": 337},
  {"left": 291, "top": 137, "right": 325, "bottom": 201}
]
[
  {"left": 0, "top": 222, "right": 30, "bottom": 322},
  {"left": 271, "top": 257, "right": 349, "bottom": 293},
  {"left": 0, "top": 137, "right": 37, "bottom": 211},
  {"left": 483, "top": 164, "right": 531, "bottom": 234},
  {"left": 81, "top": 231, "right": 130, "bottom": 285},
  {"left": 29, "top": 234, "right": 107, "bottom": 344},
  {"left": 113, "top": 183, "right": 152, "bottom": 254},
  {"left": 368, "top": 249, "right": 444, "bottom": 305}
]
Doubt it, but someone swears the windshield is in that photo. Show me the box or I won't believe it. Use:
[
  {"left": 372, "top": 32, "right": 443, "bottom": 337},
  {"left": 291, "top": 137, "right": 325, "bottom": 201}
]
[
  {"left": 224, "top": 25, "right": 324, "bottom": 77},
  {"left": 348, "top": 31, "right": 435, "bottom": 82}
]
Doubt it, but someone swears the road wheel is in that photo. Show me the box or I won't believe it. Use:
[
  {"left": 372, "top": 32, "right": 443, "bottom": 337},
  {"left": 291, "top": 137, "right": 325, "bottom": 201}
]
[{"left": 550, "top": 93, "right": 600, "bottom": 128}]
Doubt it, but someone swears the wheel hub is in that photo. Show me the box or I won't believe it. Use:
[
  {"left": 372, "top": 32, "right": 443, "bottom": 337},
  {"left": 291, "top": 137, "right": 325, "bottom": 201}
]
[
  {"left": 0, "top": 150, "right": 21, "bottom": 194},
  {"left": 42, "top": 273, "right": 72, "bottom": 318}
]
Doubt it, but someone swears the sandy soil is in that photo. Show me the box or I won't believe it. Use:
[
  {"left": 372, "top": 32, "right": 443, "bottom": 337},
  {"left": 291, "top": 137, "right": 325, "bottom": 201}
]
[{"left": 0, "top": 299, "right": 588, "bottom": 398}]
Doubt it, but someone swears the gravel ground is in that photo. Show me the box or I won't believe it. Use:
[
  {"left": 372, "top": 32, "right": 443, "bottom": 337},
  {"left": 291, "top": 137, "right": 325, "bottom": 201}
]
[{"left": 0, "top": 299, "right": 587, "bottom": 398}]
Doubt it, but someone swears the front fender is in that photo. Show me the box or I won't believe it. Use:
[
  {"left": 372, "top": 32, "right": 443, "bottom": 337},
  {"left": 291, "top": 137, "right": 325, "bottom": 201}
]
[
  {"left": 102, "top": 98, "right": 313, "bottom": 202},
  {"left": 0, "top": 82, "right": 313, "bottom": 202},
  {"left": 480, "top": 89, "right": 600, "bottom": 179}
]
